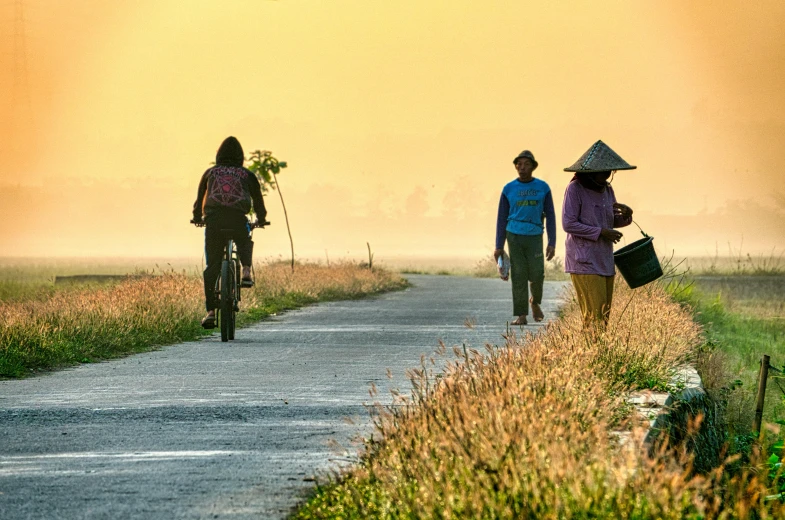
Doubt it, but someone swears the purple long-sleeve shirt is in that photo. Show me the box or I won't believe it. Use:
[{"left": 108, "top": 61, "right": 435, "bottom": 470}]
[{"left": 562, "top": 179, "right": 632, "bottom": 276}]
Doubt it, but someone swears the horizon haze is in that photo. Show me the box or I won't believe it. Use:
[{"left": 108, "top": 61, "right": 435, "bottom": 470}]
[{"left": 2, "top": 1, "right": 784, "bottom": 261}]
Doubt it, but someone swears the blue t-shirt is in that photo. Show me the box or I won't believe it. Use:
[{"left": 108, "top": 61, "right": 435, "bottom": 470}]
[{"left": 495, "top": 178, "right": 556, "bottom": 248}]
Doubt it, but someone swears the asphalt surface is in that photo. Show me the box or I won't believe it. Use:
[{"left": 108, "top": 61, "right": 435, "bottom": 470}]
[{"left": 0, "top": 275, "right": 569, "bottom": 519}]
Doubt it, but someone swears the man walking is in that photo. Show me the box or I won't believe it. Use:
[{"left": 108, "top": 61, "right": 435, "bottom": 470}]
[{"left": 494, "top": 150, "right": 556, "bottom": 325}]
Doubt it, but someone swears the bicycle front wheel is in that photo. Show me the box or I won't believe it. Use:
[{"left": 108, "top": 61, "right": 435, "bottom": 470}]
[{"left": 220, "top": 260, "right": 235, "bottom": 342}]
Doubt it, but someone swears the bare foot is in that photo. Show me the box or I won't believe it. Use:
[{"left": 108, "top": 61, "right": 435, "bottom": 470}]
[
  {"left": 201, "top": 311, "right": 216, "bottom": 329},
  {"left": 530, "top": 298, "right": 544, "bottom": 322},
  {"left": 241, "top": 267, "right": 254, "bottom": 287},
  {"left": 511, "top": 315, "right": 527, "bottom": 326}
]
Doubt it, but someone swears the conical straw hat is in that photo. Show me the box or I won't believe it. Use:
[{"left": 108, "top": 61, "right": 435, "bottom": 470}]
[{"left": 563, "top": 140, "right": 636, "bottom": 172}]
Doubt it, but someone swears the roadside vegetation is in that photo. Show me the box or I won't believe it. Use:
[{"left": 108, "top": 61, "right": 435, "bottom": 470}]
[
  {"left": 664, "top": 251, "right": 785, "bottom": 486},
  {"left": 680, "top": 248, "right": 784, "bottom": 277},
  {"left": 296, "top": 272, "right": 784, "bottom": 518},
  {"left": 678, "top": 276, "right": 785, "bottom": 427},
  {"left": 0, "top": 261, "right": 407, "bottom": 378}
]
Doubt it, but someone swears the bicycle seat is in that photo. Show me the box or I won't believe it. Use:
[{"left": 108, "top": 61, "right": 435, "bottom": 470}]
[{"left": 219, "top": 228, "right": 243, "bottom": 238}]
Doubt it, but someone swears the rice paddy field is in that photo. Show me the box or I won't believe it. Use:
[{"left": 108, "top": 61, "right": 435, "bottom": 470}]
[
  {"left": 680, "top": 252, "right": 785, "bottom": 277},
  {"left": 680, "top": 273, "right": 785, "bottom": 433},
  {"left": 0, "top": 257, "right": 408, "bottom": 378}
]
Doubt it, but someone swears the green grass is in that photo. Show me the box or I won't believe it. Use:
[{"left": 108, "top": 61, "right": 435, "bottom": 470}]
[
  {"left": 399, "top": 268, "right": 453, "bottom": 276},
  {"left": 0, "top": 280, "right": 57, "bottom": 302},
  {"left": 0, "top": 257, "right": 200, "bottom": 303},
  {"left": 673, "top": 275, "right": 785, "bottom": 430},
  {"left": 680, "top": 250, "right": 785, "bottom": 277}
]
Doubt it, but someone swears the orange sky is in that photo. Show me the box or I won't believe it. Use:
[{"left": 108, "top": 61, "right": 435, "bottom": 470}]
[{"left": 1, "top": 1, "right": 784, "bottom": 260}]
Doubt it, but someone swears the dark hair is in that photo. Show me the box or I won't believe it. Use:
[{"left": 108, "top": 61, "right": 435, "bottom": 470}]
[
  {"left": 216, "top": 136, "right": 244, "bottom": 167},
  {"left": 574, "top": 172, "right": 610, "bottom": 192}
]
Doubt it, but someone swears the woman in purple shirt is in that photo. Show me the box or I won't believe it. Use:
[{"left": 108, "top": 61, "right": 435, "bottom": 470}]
[{"left": 562, "top": 140, "right": 635, "bottom": 327}]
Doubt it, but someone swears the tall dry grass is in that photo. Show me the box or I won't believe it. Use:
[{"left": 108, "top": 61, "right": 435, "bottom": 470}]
[
  {"left": 296, "top": 279, "right": 783, "bottom": 518},
  {"left": 248, "top": 261, "right": 406, "bottom": 304},
  {"left": 0, "top": 261, "right": 407, "bottom": 377}
]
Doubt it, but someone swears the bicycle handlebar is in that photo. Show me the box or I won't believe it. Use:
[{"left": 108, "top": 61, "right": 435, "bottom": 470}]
[{"left": 190, "top": 219, "right": 270, "bottom": 229}]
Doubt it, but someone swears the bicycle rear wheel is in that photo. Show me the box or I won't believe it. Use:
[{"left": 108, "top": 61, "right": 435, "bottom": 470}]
[
  {"left": 229, "top": 259, "right": 241, "bottom": 340},
  {"left": 228, "top": 305, "right": 236, "bottom": 340},
  {"left": 220, "top": 260, "right": 235, "bottom": 342}
]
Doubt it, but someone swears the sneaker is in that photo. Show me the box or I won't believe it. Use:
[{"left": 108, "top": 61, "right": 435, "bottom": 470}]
[{"left": 241, "top": 277, "right": 254, "bottom": 288}]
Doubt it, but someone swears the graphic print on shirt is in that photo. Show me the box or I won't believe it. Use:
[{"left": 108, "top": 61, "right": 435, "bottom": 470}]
[
  {"left": 509, "top": 187, "right": 544, "bottom": 226},
  {"left": 496, "top": 177, "right": 556, "bottom": 248},
  {"left": 207, "top": 166, "right": 247, "bottom": 208}
]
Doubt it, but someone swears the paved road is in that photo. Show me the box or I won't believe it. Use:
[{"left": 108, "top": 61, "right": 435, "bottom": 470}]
[{"left": 0, "top": 275, "right": 568, "bottom": 519}]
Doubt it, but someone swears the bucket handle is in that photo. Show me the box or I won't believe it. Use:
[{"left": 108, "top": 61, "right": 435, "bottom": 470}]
[{"left": 632, "top": 220, "right": 650, "bottom": 238}]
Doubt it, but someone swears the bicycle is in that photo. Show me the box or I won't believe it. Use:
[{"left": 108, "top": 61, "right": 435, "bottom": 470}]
[{"left": 192, "top": 219, "right": 269, "bottom": 342}]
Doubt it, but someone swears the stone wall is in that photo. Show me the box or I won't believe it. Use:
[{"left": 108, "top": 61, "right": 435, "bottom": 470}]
[{"left": 628, "top": 366, "right": 724, "bottom": 473}]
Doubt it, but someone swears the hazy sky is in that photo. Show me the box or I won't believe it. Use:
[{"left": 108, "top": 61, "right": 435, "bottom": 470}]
[{"left": 1, "top": 1, "right": 784, "bottom": 259}]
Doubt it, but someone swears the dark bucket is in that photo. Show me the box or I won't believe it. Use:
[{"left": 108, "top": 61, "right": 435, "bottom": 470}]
[{"left": 614, "top": 236, "right": 663, "bottom": 289}]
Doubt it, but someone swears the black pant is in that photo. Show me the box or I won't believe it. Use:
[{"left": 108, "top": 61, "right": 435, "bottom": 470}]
[{"left": 203, "top": 212, "right": 253, "bottom": 312}]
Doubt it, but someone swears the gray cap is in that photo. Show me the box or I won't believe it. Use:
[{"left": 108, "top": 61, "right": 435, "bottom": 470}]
[{"left": 513, "top": 150, "right": 538, "bottom": 170}]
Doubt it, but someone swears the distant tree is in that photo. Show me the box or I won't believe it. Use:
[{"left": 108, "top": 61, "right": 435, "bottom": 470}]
[
  {"left": 441, "top": 175, "right": 476, "bottom": 221},
  {"left": 246, "top": 150, "right": 295, "bottom": 271},
  {"left": 405, "top": 185, "right": 429, "bottom": 219}
]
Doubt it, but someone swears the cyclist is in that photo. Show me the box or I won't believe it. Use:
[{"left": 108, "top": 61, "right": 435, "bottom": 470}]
[{"left": 192, "top": 136, "right": 267, "bottom": 329}]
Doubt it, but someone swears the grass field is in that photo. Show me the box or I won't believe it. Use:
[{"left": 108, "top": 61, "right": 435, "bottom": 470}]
[
  {"left": 0, "top": 259, "right": 407, "bottom": 378},
  {"left": 679, "top": 251, "right": 785, "bottom": 277},
  {"left": 677, "top": 274, "right": 785, "bottom": 432},
  {"left": 0, "top": 257, "right": 202, "bottom": 302}
]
